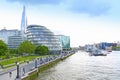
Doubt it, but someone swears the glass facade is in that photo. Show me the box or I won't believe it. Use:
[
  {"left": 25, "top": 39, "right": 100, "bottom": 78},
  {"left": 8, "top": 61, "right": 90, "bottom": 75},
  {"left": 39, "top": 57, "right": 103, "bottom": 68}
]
[
  {"left": 21, "top": 6, "right": 27, "bottom": 34},
  {"left": 8, "top": 34, "right": 26, "bottom": 49},
  {"left": 0, "top": 29, "right": 19, "bottom": 44},
  {"left": 56, "top": 35, "right": 70, "bottom": 49},
  {"left": 26, "top": 25, "right": 62, "bottom": 53}
]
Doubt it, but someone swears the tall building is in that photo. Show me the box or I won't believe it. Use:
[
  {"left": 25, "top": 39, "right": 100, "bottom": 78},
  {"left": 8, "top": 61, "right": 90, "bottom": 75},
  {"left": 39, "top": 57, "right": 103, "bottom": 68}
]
[
  {"left": 56, "top": 35, "right": 70, "bottom": 50},
  {"left": 8, "top": 6, "right": 27, "bottom": 49},
  {"left": 26, "top": 25, "right": 62, "bottom": 53},
  {"left": 21, "top": 6, "right": 27, "bottom": 34}
]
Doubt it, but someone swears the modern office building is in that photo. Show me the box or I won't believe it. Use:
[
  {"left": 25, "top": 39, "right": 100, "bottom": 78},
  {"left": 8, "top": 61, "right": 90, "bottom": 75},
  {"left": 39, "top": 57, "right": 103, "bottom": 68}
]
[
  {"left": 0, "top": 28, "right": 19, "bottom": 44},
  {"left": 7, "top": 31, "right": 26, "bottom": 49},
  {"left": 8, "top": 35, "right": 26, "bottom": 49},
  {"left": 56, "top": 35, "right": 70, "bottom": 50},
  {"left": 100, "top": 42, "right": 113, "bottom": 50},
  {"left": 26, "top": 25, "right": 62, "bottom": 53},
  {"left": 0, "top": 5, "right": 65, "bottom": 52}
]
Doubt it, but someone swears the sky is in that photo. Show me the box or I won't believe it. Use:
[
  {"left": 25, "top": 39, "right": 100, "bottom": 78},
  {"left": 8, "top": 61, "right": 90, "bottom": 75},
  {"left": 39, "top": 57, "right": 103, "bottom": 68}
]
[{"left": 0, "top": 0, "right": 120, "bottom": 47}]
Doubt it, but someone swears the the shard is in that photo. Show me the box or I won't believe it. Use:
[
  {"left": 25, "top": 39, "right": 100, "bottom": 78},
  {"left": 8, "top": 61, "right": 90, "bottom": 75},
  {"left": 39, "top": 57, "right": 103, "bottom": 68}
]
[{"left": 21, "top": 6, "right": 27, "bottom": 34}]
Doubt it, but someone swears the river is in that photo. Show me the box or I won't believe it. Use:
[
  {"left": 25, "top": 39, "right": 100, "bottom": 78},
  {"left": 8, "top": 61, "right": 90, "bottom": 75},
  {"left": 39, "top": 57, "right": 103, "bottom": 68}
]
[{"left": 36, "top": 51, "right": 120, "bottom": 80}]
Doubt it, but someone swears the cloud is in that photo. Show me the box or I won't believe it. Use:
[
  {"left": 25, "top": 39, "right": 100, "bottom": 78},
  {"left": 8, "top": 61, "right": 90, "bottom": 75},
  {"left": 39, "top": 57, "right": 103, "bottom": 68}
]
[
  {"left": 6, "top": 0, "right": 63, "bottom": 5},
  {"left": 7, "top": 0, "right": 111, "bottom": 16},
  {"left": 68, "top": 0, "right": 111, "bottom": 16}
]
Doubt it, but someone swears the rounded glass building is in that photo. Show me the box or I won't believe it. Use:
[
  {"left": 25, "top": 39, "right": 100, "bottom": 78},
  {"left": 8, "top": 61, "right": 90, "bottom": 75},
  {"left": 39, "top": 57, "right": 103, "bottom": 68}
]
[{"left": 26, "top": 25, "right": 62, "bottom": 54}]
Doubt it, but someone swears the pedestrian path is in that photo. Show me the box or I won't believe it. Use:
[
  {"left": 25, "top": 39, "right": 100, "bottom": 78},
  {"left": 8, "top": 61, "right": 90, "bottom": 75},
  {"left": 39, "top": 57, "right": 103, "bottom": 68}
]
[{"left": 0, "top": 51, "right": 75, "bottom": 80}]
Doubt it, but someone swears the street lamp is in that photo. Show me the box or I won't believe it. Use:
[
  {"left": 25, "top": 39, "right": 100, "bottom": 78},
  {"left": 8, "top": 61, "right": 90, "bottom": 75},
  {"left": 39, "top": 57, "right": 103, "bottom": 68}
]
[{"left": 16, "top": 62, "right": 20, "bottom": 79}]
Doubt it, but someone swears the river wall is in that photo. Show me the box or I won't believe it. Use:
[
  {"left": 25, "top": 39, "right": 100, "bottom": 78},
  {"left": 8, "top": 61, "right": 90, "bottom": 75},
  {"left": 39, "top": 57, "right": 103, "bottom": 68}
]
[{"left": 22, "top": 51, "right": 75, "bottom": 80}]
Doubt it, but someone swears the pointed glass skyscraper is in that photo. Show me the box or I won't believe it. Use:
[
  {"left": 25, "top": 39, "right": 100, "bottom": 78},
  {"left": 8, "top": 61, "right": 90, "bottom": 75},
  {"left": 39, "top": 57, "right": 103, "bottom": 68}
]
[
  {"left": 7, "top": 6, "right": 27, "bottom": 49},
  {"left": 21, "top": 6, "right": 27, "bottom": 34}
]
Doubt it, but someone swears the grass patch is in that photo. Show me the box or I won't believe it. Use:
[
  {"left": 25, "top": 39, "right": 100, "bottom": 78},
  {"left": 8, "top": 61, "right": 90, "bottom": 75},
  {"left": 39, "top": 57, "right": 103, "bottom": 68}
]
[{"left": 0, "top": 55, "right": 48, "bottom": 68}]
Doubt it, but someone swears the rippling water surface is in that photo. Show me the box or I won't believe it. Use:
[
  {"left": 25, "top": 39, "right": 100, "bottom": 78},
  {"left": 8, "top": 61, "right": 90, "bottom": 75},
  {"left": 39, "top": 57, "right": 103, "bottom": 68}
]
[{"left": 37, "top": 51, "right": 120, "bottom": 80}]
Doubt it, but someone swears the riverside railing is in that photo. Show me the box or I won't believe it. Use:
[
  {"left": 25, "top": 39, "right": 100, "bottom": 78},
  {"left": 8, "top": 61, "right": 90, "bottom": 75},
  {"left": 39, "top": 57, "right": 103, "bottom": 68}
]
[{"left": 0, "top": 51, "right": 75, "bottom": 80}]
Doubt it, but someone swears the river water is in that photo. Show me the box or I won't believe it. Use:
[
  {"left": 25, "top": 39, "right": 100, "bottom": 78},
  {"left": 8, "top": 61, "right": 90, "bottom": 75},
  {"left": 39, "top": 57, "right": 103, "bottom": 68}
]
[{"left": 36, "top": 51, "right": 120, "bottom": 80}]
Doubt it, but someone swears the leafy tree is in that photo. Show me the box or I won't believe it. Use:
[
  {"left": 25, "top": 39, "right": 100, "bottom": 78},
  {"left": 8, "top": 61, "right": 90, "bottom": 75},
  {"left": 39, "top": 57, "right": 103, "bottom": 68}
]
[
  {"left": 35, "top": 45, "right": 49, "bottom": 55},
  {"left": 0, "top": 40, "right": 8, "bottom": 56},
  {"left": 18, "top": 40, "right": 35, "bottom": 55},
  {"left": 9, "top": 49, "right": 18, "bottom": 57},
  {"left": 9, "top": 49, "right": 18, "bottom": 54},
  {"left": 42, "top": 46, "right": 49, "bottom": 55}
]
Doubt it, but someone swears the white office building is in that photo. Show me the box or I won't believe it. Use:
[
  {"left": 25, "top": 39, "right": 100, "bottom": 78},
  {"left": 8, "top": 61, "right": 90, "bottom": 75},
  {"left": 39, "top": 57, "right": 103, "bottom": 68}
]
[
  {"left": 27, "top": 25, "right": 62, "bottom": 53},
  {"left": 0, "top": 28, "right": 19, "bottom": 44}
]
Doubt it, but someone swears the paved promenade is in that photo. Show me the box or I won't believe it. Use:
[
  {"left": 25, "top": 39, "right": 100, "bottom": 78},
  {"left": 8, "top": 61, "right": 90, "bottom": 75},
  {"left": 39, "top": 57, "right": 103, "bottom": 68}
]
[{"left": 0, "top": 51, "right": 75, "bottom": 80}]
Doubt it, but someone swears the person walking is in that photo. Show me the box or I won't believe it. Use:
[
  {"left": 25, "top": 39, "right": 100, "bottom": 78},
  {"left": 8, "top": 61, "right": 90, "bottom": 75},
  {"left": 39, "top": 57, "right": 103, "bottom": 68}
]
[
  {"left": 23, "top": 68, "right": 25, "bottom": 76},
  {"left": 9, "top": 71, "right": 12, "bottom": 78}
]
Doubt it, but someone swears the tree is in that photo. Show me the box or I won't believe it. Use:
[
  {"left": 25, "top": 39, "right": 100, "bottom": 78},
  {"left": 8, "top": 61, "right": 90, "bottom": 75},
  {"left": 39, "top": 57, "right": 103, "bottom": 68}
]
[
  {"left": 9, "top": 49, "right": 18, "bottom": 54},
  {"left": 9, "top": 49, "right": 18, "bottom": 57},
  {"left": 18, "top": 40, "right": 35, "bottom": 55},
  {"left": 35, "top": 45, "right": 49, "bottom": 55},
  {"left": 42, "top": 46, "right": 49, "bottom": 55},
  {"left": 0, "top": 40, "right": 8, "bottom": 56}
]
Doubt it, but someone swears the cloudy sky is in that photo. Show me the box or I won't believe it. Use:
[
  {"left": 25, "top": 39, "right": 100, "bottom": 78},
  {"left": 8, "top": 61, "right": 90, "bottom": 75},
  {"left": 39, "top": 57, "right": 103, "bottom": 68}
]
[{"left": 0, "top": 0, "right": 120, "bottom": 47}]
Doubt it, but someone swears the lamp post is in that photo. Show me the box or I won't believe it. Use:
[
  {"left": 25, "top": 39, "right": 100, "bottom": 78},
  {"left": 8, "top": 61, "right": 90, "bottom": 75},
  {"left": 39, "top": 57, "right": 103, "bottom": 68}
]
[{"left": 16, "top": 62, "right": 20, "bottom": 79}]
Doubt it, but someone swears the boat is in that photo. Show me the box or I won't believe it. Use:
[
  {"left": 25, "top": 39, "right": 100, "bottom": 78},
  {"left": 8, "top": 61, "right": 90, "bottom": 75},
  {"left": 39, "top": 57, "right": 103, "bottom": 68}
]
[
  {"left": 91, "top": 49, "right": 107, "bottom": 56},
  {"left": 89, "top": 45, "right": 107, "bottom": 56}
]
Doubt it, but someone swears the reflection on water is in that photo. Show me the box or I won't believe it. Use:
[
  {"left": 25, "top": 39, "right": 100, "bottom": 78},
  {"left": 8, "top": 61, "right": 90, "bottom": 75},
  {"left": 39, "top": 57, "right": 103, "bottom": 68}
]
[{"left": 37, "top": 51, "right": 120, "bottom": 80}]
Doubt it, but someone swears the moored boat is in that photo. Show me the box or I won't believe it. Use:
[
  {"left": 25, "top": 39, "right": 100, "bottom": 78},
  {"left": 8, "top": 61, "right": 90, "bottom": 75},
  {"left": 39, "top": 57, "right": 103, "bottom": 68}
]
[
  {"left": 90, "top": 47, "right": 107, "bottom": 56},
  {"left": 92, "top": 50, "right": 107, "bottom": 56}
]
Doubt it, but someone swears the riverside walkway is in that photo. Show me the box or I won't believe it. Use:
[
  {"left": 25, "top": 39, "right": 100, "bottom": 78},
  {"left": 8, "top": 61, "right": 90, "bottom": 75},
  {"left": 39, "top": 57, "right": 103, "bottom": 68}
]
[{"left": 0, "top": 51, "right": 75, "bottom": 80}]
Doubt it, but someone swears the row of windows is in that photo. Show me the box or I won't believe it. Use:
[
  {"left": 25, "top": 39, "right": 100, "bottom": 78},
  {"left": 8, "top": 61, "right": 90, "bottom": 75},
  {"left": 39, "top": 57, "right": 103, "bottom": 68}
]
[
  {"left": 27, "top": 26, "right": 46, "bottom": 29},
  {"left": 26, "top": 25, "right": 62, "bottom": 51},
  {"left": 27, "top": 36, "right": 55, "bottom": 39},
  {"left": 27, "top": 32, "right": 53, "bottom": 36}
]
